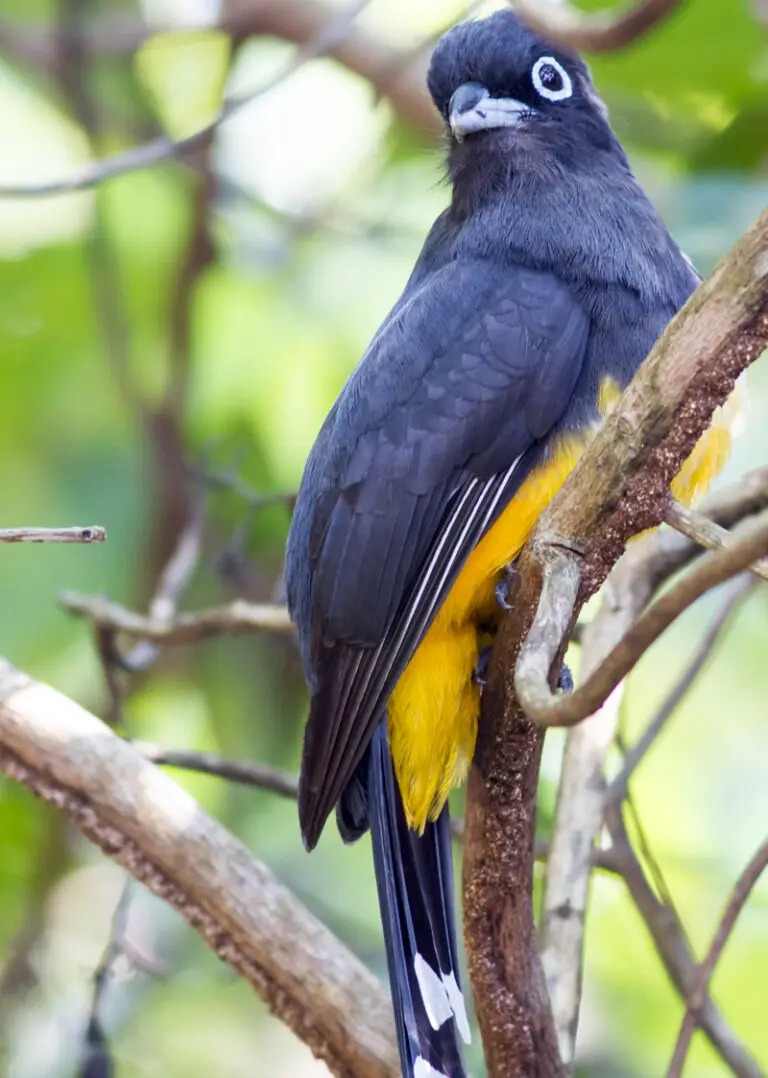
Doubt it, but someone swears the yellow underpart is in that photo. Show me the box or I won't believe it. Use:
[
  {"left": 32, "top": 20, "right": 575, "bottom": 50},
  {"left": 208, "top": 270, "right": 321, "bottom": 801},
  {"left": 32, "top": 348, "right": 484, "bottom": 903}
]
[{"left": 388, "top": 376, "right": 743, "bottom": 833}]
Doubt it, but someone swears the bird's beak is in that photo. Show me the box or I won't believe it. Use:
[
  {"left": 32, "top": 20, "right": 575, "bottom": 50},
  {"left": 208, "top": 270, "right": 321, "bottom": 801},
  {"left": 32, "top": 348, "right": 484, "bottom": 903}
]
[{"left": 449, "top": 82, "right": 531, "bottom": 142}]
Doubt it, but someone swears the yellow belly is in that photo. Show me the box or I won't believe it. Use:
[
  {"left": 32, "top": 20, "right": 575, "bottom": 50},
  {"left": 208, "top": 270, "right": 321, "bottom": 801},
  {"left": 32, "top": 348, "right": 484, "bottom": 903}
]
[{"left": 388, "top": 386, "right": 740, "bottom": 832}]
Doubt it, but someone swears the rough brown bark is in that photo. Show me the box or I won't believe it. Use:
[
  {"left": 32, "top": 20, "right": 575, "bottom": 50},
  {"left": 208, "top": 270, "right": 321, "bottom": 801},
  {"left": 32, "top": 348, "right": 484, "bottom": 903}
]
[
  {"left": 463, "top": 206, "right": 768, "bottom": 1077},
  {"left": 0, "top": 660, "right": 398, "bottom": 1078}
]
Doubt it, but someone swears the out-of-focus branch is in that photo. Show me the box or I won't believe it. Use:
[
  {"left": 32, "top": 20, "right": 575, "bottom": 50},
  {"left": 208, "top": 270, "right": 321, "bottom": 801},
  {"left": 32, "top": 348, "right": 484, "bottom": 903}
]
[
  {"left": 663, "top": 497, "right": 768, "bottom": 581},
  {"left": 133, "top": 741, "right": 300, "bottom": 798},
  {"left": 0, "top": 1, "right": 396, "bottom": 199},
  {"left": 464, "top": 206, "right": 768, "bottom": 1078},
  {"left": 0, "top": 811, "right": 70, "bottom": 1039},
  {"left": 605, "top": 804, "right": 764, "bottom": 1078},
  {"left": 0, "top": 526, "right": 106, "bottom": 543},
  {"left": 0, "top": 658, "right": 398, "bottom": 1078},
  {"left": 511, "top": 0, "right": 685, "bottom": 52},
  {"left": 61, "top": 591, "right": 293, "bottom": 642},
  {"left": 516, "top": 508, "right": 768, "bottom": 728},
  {"left": 187, "top": 460, "right": 296, "bottom": 513},
  {"left": 666, "top": 837, "right": 768, "bottom": 1078},
  {"left": 607, "top": 574, "right": 754, "bottom": 804}
]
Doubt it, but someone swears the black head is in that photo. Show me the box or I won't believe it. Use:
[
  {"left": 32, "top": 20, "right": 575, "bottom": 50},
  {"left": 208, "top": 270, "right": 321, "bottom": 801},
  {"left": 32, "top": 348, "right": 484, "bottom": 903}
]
[{"left": 428, "top": 11, "right": 623, "bottom": 197}]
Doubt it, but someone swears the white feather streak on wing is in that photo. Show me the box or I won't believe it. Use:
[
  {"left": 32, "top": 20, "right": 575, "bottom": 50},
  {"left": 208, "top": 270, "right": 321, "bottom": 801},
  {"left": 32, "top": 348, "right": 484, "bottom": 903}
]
[{"left": 414, "top": 953, "right": 454, "bottom": 1031}]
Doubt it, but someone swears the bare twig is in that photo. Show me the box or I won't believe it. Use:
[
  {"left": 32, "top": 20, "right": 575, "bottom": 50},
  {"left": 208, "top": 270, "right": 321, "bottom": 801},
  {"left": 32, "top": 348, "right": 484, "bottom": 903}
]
[
  {"left": 187, "top": 460, "right": 296, "bottom": 513},
  {"left": 666, "top": 838, "right": 768, "bottom": 1078},
  {"left": 603, "top": 804, "right": 764, "bottom": 1078},
  {"left": 607, "top": 574, "right": 755, "bottom": 803},
  {"left": 516, "top": 508, "right": 768, "bottom": 728},
  {"left": 61, "top": 591, "right": 292, "bottom": 642},
  {"left": 664, "top": 498, "right": 768, "bottom": 582},
  {"left": 0, "top": 658, "right": 398, "bottom": 1078},
  {"left": 133, "top": 742, "right": 300, "bottom": 799},
  {"left": 0, "top": 526, "right": 106, "bottom": 543},
  {"left": 511, "top": 0, "right": 685, "bottom": 52},
  {"left": 0, "top": 0, "right": 378, "bottom": 198}
]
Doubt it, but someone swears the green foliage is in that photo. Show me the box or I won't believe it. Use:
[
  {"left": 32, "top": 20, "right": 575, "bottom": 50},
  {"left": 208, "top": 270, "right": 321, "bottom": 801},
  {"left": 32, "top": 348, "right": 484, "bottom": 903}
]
[{"left": 0, "top": 2, "right": 767, "bottom": 1076}]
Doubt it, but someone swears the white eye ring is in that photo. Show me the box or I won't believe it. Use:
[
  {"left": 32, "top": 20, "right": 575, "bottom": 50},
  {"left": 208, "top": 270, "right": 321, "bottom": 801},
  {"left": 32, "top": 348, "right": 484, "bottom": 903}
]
[{"left": 531, "top": 56, "right": 573, "bottom": 102}]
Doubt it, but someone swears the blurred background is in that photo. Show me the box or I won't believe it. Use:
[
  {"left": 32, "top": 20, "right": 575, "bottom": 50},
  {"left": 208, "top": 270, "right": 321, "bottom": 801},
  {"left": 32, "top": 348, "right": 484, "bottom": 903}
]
[{"left": 0, "top": 0, "right": 767, "bottom": 1075}]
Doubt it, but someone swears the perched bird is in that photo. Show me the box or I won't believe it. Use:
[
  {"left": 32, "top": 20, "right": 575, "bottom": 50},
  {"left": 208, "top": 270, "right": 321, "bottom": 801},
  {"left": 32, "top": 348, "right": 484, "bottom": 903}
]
[{"left": 285, "top": 10, "right": 734, "bottom": 1077}]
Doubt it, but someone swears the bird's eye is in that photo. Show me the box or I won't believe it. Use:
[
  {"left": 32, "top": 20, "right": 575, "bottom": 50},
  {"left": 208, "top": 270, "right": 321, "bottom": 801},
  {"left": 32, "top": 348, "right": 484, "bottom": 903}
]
[{"left": 531, "top": 56, "right": 573, "bottom": 103}]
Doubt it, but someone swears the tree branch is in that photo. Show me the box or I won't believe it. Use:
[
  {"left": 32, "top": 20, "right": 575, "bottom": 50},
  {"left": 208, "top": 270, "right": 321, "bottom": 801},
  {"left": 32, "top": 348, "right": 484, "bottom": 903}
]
[
  {"left": 663, "top": 498, "right": 768, "bottom": 582},
  {"left": 605, "top": 804, "right": 764, "bottom": 1078},
  {"left": 0, "top": 658, "right": 398, "bottom": 1078},
  {"left": 510, "top": 0, "right": 685, "bottom": 53},
  {"left": 606, "top": 573, "right": 754, "bottom": 804},
  {"left": 60, "top": 591, "right": 293, "bottom": 642},
  {"left": 0, "top": 526, "right": 106, "bottom": 543},
  {"left": 666, "top": 837, "right": 768, "bottom": 1078},
  {"left": 464, "top": 207, "right": 768, "bottom": 1076}
]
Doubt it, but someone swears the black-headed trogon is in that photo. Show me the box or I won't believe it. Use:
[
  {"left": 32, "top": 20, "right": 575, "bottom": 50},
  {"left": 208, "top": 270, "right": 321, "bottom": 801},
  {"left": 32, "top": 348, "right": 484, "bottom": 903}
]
[{"left": 285, "top": 11, "right": 737, "bottom": 1078}]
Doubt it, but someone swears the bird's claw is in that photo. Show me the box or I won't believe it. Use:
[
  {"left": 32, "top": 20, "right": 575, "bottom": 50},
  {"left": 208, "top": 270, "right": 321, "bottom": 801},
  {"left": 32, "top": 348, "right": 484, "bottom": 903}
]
[
  {"left": 558, "top": 662, "right": 574, "bottom": 695},
  {"left": 495, "top": 563, "right": 517, "bottom": 611},
  {"left": 473, "top": 645, "right": 492, "bottom": 687}
]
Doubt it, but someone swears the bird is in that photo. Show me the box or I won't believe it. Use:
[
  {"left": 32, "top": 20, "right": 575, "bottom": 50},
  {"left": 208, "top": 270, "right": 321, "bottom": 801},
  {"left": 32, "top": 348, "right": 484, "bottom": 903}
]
[{"left": 284, "top": 10, "right": 738, "bottom": 1078}]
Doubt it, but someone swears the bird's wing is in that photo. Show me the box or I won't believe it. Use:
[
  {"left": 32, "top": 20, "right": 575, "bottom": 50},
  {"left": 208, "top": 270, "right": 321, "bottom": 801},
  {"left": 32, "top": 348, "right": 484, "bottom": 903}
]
[{"left": 294, "top": 260, "right": 591, "bottom": 847}]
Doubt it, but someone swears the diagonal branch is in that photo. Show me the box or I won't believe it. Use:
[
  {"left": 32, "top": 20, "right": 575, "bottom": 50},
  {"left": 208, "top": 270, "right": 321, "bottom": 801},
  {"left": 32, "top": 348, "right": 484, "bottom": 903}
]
[
  {"left": 666, "top": 837, "right": 768, "bottom": 1078},
  {"left": 663, "top": 498, "right": 768, "bottom": 582},
  {"left": 606, "top": 573, "right": 754, "bottom": 803},
  {"left": 0, "top": 658, "right": 398, "bottom": 1078},
  {"left": 605, "top": 804, "right": 764, "bottom": 1078}
]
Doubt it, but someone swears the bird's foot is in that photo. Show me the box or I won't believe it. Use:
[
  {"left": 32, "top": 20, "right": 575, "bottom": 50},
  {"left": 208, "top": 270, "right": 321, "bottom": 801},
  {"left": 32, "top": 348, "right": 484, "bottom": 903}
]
[
  {"left": 558, "top": 662, "right": 574, "bottom": 695},
  {"left": 472, "top": 645, "right": 492, "bottom": 687},
  {"left": 495, "top": 562, "right": 517, "bottom": 611}
]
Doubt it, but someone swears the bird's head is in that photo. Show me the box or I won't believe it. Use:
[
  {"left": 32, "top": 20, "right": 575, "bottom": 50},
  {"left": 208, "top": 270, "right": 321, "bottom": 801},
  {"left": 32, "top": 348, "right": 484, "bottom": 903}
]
[{"left": 428, "top": 10, "right": 623, "bottom": 201}]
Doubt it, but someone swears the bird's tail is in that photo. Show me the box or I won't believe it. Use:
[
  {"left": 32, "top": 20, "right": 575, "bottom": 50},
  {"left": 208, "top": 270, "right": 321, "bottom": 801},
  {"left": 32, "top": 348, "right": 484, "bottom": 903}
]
[{"left": 339, "top": 723, "right": 470, "bottom": 1078}]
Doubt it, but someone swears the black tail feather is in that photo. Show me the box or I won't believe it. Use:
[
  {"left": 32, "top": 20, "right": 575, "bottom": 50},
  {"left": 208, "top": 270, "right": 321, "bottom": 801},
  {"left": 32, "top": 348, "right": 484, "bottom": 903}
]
[{"left": 356, "top": 722, "right": 469, "bottom": 1078}]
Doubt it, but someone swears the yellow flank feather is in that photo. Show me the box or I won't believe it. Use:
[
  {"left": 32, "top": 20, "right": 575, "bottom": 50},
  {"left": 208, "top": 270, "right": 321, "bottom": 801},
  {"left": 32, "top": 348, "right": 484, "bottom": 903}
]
[{"left": 388, "top": 376, "right": 743, "bottom": 833}]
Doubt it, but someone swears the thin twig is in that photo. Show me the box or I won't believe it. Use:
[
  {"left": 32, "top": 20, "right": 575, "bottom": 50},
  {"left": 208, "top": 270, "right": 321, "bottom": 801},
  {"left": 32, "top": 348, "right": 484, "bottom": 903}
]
[
  {"left": 92, "top": 504, "right": 207, "bottom": 727},
  {"left": 0, "top": 526, "right": 106, "bottom": 543},
  {"left": 187, "top": 460, "right": 296, "bottom": 512},
  {"left": 604, "top": 804, "right": 764, "bottom": 1078},
  {"left": 516, "top": 508, "right": 768, "bottom": 728},
  {"left": 133, "top": 742, "right": 300, "bottom": 799},
  {"left": 0, "top": 0, "right": 374, "bottom": 198},
  {"left": 607, "top": 574, "right": 755, "bottom": 803},
  {"left": 61, "top": 591, "right": 292, "bottom": 642},
  {"left": 664, "top": 497, "right": 768, "bottom": 582},
  {"left": 666, "top": 837, "right": 768, "bottom": 1078}
]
